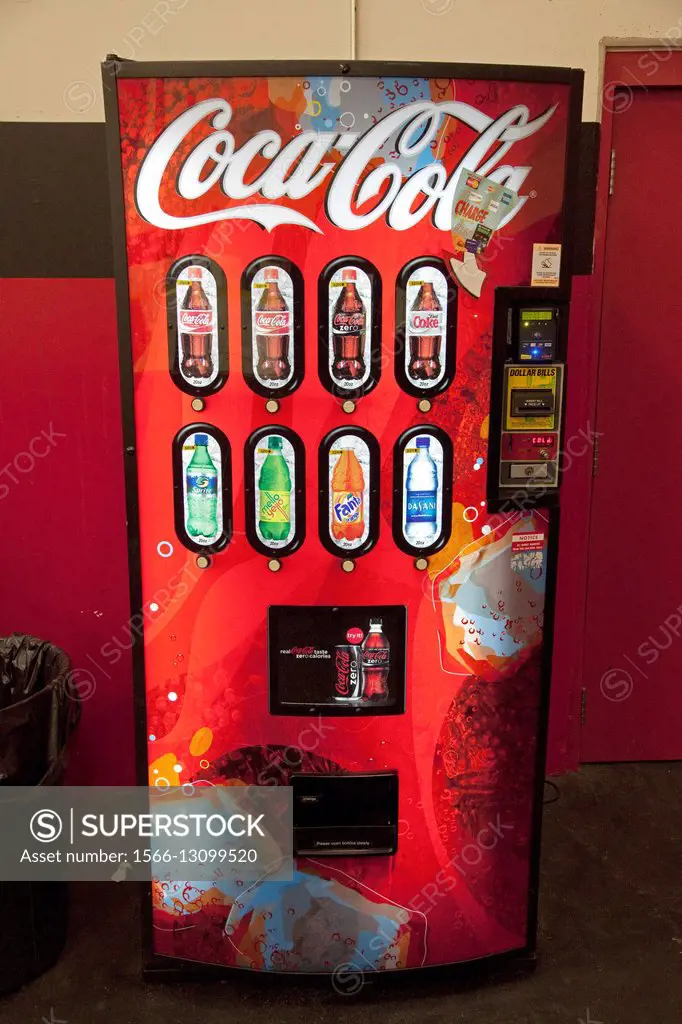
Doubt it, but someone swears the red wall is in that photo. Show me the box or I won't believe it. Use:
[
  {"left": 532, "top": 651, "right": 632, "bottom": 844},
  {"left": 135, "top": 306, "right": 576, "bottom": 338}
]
[
  {"left": 0, "top": 276, "right": 591, "bottom": 782},
  {"left": 0, "top": 278, "right": 135, "bottom": 784}
]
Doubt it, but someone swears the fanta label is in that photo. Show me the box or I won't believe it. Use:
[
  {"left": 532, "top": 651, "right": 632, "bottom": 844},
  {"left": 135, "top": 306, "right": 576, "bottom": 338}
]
[{"left": 333, "top": 491, "right": 362, "bottom": 523}]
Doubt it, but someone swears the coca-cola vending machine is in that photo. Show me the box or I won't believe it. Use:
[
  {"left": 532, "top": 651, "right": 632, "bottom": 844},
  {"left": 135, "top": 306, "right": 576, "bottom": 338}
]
[{"left": 103, "top": 59, "right": 582, "bottom": 979}]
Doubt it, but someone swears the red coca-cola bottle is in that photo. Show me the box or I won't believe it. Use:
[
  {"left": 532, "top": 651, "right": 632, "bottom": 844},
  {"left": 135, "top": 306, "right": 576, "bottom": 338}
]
[
  {"left": 255, "top": 268, "right": 291, "bottom": 381},
  {"left": 332, "top": 269, "right": 366, "bottom": 380},
  {"left": 180, "top": 267, "right": 214, "bottom": 379},
  {"left": 408, "top": 283, "right": 442, "bottom": 381},
  {"left": 361, "top": 618, "right": 390, "bottom": 703}
]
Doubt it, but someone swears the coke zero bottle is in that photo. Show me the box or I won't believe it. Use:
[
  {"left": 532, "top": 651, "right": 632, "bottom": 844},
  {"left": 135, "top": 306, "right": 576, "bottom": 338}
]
[
  {"left": 332, "top": 269, "right": 366, "bottom": 380},
  {"left": 255, "top": 268, "right": 291, "bottom": 381},
  {"left": 408, "top": 283, "right": 442, "bottom": 381},
  {"left": 180, "top": 267, "right": 214, "bottom": 380},
  {"left": 361, "top": 618, "right": 390, "bottom": 703}
]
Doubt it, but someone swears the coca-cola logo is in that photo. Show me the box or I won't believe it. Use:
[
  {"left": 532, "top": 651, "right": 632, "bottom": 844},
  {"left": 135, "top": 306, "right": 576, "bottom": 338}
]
[
  {"left": 179, "top": 309, "right": 213, "bottom": 333},
  {"left": 332, "top": 312, "right": 364, "bottom": 333},
  {"left": 291, "top": 646, "right": 316, "bottom": 656},
  {"left": 255, "top": 311, "right": 291, "bottom": 335},
  {"left": 335, "top": 649, "right": 352, "bottom": 696},
  {"left": 136, "top": 97, "right": 557, "bottom": 234},
  {"left": 364, "top": 649, "right": 389, "bottom": 666}
]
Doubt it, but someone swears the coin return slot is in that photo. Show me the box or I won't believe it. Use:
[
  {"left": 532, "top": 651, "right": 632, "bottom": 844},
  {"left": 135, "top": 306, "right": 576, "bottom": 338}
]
[{"left": 509, "top": 463, "right": 550, "bottom": 480}]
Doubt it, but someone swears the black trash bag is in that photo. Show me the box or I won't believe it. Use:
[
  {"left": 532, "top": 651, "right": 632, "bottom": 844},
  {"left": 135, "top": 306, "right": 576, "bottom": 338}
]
[
  {"left": 0, "top": 633, "right": 80, "bottom": 786},
  {"left": 0, "top": 634, "right": 80, "bottom": 995}
]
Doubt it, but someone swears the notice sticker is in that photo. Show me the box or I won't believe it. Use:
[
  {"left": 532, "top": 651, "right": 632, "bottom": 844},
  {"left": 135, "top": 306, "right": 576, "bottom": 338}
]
[
  {"left": 531, "top": 243, "right": 561, "bottom": 287},
  {"left": 511, "top": 531, "right": 545, "bottom": 573}
]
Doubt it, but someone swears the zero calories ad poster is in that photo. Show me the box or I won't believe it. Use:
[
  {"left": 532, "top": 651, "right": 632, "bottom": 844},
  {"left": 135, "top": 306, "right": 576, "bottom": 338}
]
[{"left": 109, "top": 67, "right": 573, "bottom": 973}]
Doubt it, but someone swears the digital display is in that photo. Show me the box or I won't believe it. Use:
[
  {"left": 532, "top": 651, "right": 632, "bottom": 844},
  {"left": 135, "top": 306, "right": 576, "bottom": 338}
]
[{"left": 521, "top": 310, "right": 554, "bottom": 322}]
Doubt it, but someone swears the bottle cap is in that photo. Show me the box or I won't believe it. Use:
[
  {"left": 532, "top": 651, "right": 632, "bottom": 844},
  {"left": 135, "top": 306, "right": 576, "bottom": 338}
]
[
  {"left": 187, "top": 266, "right": 203, "bottom": 280},
  {"left": 194, "top": 433, "right": 208, "bottom": 445},
  {"left": 264, "top": 268, "right": 278, "bottom": 281},
  {"left": 369, "top": 617, "right": 382, "bottom": 626},
  {"left": 269, "top": 436, "right": 283, "bottom": 449},
  {"left": 416, "top": 436, "right": 431, "bottom": 448},
  {"left": 341, "top": 268, "right": 357, "bottom": 281}
]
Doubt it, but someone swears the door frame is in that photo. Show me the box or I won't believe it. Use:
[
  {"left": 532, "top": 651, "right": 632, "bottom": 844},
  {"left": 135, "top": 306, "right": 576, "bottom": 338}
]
[{"left": 576, "top": 46, "right": 682, "bottom": 763}]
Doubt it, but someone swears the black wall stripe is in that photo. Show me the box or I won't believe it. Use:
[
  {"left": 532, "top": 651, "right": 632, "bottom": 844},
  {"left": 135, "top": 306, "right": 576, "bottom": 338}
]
[
  {"left": 0, "top": 123, "right": 112, "bottom": 278},
  {"left": 573, "top": 121, "right": 600, "bottom": 276},
  {"left": 0, "top": 119, "right": 599, "bottom": 280}
]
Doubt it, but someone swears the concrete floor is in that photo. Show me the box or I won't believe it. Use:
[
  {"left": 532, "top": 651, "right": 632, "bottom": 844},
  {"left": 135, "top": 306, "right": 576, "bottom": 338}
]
[{"left": 2, "top": 763, "right": 681, "bottom": 1023}]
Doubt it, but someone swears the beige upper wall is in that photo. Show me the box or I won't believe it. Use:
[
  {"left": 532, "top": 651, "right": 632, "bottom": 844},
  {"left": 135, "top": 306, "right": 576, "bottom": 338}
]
[{"left": 2, "top": 0, "right": 682, "bottom": 121}]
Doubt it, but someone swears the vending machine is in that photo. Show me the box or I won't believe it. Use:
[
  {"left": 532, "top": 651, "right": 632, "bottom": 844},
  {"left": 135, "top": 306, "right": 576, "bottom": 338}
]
[{"left": 103, "top": 59, "right": 583, "bottom": 978}]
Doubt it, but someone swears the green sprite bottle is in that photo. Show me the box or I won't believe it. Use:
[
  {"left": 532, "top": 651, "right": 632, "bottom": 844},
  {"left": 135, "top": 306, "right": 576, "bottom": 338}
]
[
  {"left": 186, "top": 433, "right": 219, "bottom": 539},
  {"left": 258, "top": 436, "right": 291, "bottom": 542}
]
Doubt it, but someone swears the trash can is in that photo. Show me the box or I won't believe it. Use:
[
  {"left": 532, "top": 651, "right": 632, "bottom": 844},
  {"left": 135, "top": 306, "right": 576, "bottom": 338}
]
[{"left": 0, "top": 633, "right": 81, "bottom": 994}]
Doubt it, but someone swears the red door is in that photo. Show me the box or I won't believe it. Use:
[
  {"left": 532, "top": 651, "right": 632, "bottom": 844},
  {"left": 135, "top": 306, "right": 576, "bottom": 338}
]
[{"left": 582, "top": 87, "right": 682, "bottom": 760}]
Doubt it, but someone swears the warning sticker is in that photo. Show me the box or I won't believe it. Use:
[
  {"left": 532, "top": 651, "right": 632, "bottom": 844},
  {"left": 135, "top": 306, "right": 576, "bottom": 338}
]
[
  {"left": 531, "top": 243, "right": 561, "bottom": 287},
  {"left": 511, "top": 531, "right": 545, "bottom": 573},
  {"left": 511, "top": 532, "right": 545, "bottom": 553}
]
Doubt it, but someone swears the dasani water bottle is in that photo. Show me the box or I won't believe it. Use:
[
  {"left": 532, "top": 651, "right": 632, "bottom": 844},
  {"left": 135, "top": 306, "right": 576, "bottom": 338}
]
[{"left": 405, "top": 437, "right": 438, "bottom": 544}]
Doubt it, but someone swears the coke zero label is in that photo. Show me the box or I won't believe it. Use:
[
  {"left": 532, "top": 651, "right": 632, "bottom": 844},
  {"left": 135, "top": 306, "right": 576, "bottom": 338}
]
[
  {"left": 328, "top": 266, "right": 372, "bottom": 390},
  {"left": 137, "top": 97, "right": 555, "bottom": 234},
  {"left": 332, "top": 312, "right": 364, "bottom": 335},
  {"left": 333, "top": 645, "right": 362, "bottom": 702},
  {"left": 362, "top": 649, "right": 389, "bottom": 666}
]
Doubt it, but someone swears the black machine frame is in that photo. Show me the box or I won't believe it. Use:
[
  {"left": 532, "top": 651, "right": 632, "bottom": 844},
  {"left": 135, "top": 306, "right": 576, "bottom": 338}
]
[{"left": 102, "top": 57, "right": 584, "bottom": 982}]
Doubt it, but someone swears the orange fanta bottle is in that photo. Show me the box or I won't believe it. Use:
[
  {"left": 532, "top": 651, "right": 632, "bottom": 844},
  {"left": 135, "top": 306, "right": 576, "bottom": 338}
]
[{"left": 331, "top": 449, "right": 365, "bottom": 541}]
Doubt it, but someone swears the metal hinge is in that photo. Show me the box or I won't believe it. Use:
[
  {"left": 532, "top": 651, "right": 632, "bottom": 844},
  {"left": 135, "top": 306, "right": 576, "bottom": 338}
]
[
  {"left": 580, "top": 687, "right": 587, "bottom": 725},
  {"left": 609, "top": 149, "right": 616, "bottom": 196},
  {"left": 592, "top": 434, "right": 600, "bottom": 477}
]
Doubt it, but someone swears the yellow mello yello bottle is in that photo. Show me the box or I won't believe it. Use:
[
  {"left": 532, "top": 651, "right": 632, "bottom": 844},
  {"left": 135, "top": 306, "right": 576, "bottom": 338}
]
[{"left": 258, "top": 436, "right": 291, "bottom": 542}]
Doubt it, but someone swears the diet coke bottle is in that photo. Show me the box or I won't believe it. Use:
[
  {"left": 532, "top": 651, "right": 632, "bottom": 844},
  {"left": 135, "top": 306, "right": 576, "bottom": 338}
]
[
  {"left": 408, "top": 282, "right": 442, "bottom": 381},
  {"left": 180, "top": 267, "right": 214, "bottom": 380},
  {"left": 332, "top": 269, "right": 366, "bottom": 380},
  {"left": 255, "top": 268, "right": 291, "bottom": 381},
  {"left": 361, "top": 618, "right": 390, "bottom": 703}
]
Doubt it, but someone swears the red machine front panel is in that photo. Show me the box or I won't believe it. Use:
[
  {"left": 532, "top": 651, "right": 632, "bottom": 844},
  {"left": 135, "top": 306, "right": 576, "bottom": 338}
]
[{"left": 108, "top": 65, "right": 578, "bottom": 973}]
